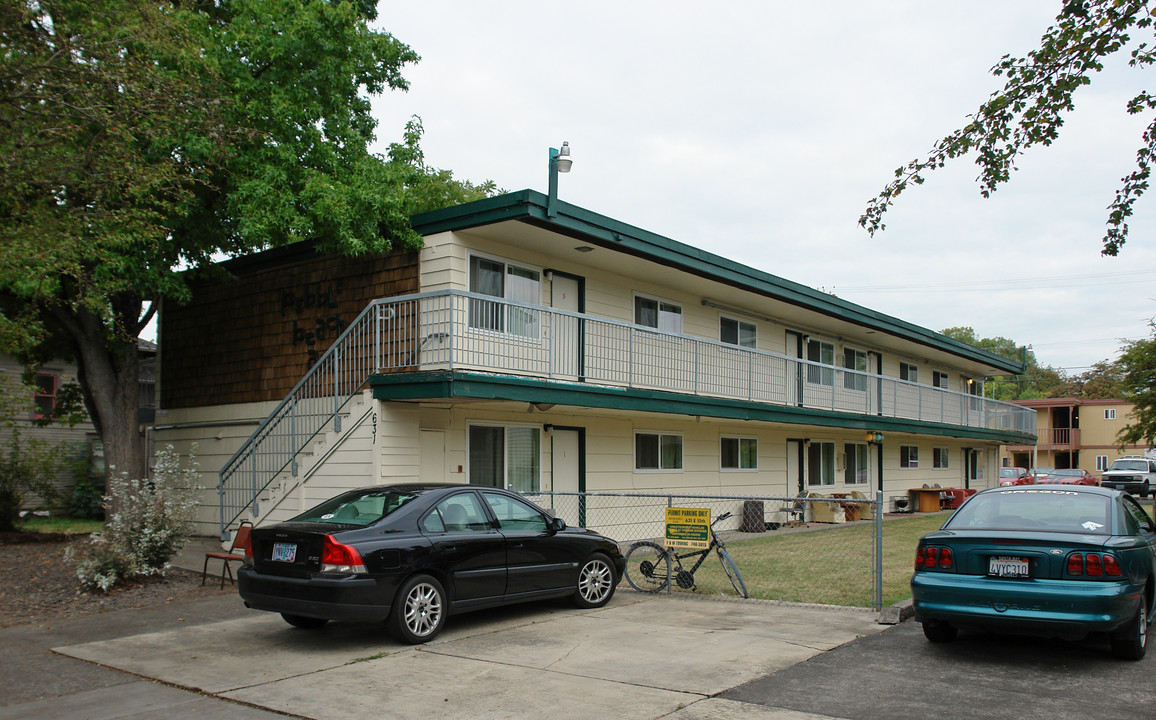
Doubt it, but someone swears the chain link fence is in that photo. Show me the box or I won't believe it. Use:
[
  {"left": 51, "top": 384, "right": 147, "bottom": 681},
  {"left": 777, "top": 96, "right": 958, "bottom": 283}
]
[{"left": 524, "top": 490, "right": 884, "bottom": 611}]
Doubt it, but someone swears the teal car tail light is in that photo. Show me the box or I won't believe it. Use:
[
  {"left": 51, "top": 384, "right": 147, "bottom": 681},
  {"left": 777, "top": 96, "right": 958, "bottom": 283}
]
[
  {"left": 916, "top": 545, "right": 954, "bottom": 570},
  {"left": 1065, "top": 552, "right": 1122, "bottom": 577},
  {"left": 321, "top": 535, "right": 367, "bottom": 574}
]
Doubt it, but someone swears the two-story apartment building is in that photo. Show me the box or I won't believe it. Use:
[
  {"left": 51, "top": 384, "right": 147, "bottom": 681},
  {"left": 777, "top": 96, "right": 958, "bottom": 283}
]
[
  {"left": 154, "top": 191, "right": 1035, "bottom": 538},
  {"left": 1003, "top": 397, "right": 1147, "bottom": 475}
]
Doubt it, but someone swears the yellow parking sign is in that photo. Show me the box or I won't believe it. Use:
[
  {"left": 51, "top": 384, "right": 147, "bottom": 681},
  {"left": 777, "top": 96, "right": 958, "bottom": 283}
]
[{"left": 665, "top": 507, "right": 710, "bottom": 549}]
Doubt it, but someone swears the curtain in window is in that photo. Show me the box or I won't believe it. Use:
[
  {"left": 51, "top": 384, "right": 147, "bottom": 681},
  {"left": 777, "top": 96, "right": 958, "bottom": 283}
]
[
  {"left": 506, "top": 426, "right": 540, "bottom": 493},
  {"left": 469, "top": 257, "right": 505, "bottom": 331},
  {"left": 660, "top": 434, "right": 683, "bottom": 469},
  {"left": 469, "top": 426, "right": 504, "bottom": 487},
  {"left": 506, "top": 266, "right": 540, "bottom": 338},
  {"left": 635, "top": 297, "right": 658, "bottom": 328}
]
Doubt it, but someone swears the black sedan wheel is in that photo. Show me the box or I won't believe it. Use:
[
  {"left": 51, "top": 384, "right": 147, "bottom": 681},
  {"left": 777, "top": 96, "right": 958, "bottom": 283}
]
[
  {"left": 571, "top": 553, "right": 616, "bottom": 609},
  {"left": 922, "top": 620, "right": 958, "bottom": 643},
  {"left": 281, "top": 613, "right": 328, "bottom": 629},
  {"left": 1110, "top": 603, "right": 1148, "bottom": 661},
  {"left": 388, "top": 574, "right": 447, "bottom": 644}
]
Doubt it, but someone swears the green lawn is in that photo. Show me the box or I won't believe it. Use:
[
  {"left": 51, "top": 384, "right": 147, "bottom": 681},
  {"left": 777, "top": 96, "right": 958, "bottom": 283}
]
[
  {"left": 651, "top": 513, "right": 949, "bottom": 608},
  {"left": 16, "top": 516, "right": 104, "bottom": 535}
]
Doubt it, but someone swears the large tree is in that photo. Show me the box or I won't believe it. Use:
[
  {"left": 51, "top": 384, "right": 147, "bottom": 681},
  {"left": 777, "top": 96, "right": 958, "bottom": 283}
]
[
  {"left": 861, "top": 0, "right": 1155, "bottom": 256},
  {"left": 1116, "top": 322, "right": 1156, "bottom": 449},
  {"left": 940, "top": 327, "right": 1064, "bottom": 401},
  {"left": 1, "top": 1, "right": 490, "bottom": 480}
]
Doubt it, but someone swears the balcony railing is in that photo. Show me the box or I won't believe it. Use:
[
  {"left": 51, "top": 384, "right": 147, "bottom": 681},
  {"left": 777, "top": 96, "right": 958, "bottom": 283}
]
[
  {"left": 218, "top": 289, "right": 1035, "bottom": 536},
  {"left": 377, "top": 290, "right": 1035, "bottom": 434}
]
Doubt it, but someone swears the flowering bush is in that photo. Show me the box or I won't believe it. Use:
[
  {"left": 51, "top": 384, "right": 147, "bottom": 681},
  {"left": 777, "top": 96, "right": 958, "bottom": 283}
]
[{"left": 67, "top": 445, "right": 200, "bottom": 591}]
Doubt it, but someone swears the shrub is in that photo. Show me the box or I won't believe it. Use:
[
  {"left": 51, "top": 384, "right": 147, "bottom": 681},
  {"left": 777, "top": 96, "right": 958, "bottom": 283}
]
[
  {"left": 68, "top": 456, "right": 106, "bottom": 520},
  {"left": 0, "top": 376, "right": 67, "bottom": 532},
  {"left": 66, "top": 444, "right": 200, "bottom": 591}
]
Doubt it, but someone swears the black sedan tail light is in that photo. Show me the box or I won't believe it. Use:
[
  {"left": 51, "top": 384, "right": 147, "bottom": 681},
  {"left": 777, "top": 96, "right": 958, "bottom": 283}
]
[{"left": 321, "top": 535, "right": 367, "bottom": 574}]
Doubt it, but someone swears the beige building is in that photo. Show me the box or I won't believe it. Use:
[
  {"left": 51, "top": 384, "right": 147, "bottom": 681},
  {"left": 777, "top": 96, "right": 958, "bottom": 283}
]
[
  {"left": 1003, "top": 397, "right": 1149, "bottom": 474},
  {"left": 154, "top": 191, "right": 1036, "bottom": 538}
]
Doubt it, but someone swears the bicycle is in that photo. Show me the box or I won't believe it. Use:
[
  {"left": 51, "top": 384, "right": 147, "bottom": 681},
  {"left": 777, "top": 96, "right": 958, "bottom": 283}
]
[{"left": 623, "top": 511, "right": 749, "bottom": 598}]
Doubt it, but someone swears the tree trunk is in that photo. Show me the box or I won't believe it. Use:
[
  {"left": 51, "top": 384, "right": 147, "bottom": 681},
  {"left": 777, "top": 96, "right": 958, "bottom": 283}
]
[{"left": 52, "top": 304, "right": 146, "bottom": 483}]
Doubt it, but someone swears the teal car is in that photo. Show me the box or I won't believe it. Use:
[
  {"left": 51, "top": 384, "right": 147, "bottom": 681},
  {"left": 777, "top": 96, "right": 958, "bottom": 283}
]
[{"left": 911, "top": 485, "right": 1156, "bottom": 660}]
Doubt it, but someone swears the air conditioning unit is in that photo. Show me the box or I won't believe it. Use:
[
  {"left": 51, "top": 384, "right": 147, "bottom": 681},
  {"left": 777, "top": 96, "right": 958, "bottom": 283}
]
[{"left": 890, "top": 495, "right": 911, "bottom": 513}]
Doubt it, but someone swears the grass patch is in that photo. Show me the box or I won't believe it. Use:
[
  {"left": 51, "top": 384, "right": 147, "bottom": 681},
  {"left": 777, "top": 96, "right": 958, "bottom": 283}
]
[
  {"left": 653, "top": 513, "right": 948, "bottom": 608},
  {"left": 17, "top": 516, "right": 104, "bottom": 535}
]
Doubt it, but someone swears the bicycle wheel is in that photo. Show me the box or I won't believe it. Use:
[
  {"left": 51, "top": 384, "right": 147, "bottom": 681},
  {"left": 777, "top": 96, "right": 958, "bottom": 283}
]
[
  {"left": 624, "top": 541, "right": 672, "bottom": 593},
  {"left": 717, "top": 547, "right": 748, "bottom": 598}
]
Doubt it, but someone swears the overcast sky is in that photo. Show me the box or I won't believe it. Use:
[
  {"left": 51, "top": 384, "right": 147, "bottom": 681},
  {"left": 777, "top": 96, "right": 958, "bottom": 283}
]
[{"left": 369, "top": 1, "right": 1156, "bottom": 373}]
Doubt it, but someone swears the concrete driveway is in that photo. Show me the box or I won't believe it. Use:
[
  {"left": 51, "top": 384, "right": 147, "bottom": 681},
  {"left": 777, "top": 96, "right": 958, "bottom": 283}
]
[{"left": 47, "top": 592, "right": 883, "bottom": 720}]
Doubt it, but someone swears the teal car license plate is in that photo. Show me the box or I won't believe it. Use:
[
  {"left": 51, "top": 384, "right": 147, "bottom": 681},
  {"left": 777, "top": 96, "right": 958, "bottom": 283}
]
[
  {"left": 272, "top": 542, "right": 297, "bottom": 562},
  {"left": 989, "top": 556, "right": 1029, "bottom": 578}
]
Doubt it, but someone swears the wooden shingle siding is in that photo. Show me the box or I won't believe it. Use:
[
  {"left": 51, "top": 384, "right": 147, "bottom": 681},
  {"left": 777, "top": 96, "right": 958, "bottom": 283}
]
[{"left": 161, "top": 244, "right": 419, "bottom": 409}]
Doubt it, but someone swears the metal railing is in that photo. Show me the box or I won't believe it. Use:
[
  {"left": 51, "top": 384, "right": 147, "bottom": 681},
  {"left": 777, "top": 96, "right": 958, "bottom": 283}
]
[
  {"left": 523, "top": 490, "right": 887, "bottom": 610},
  {"left": 217, "top": 289, "right": 1034, "bottom": 536},
  {"left": 372, "top": 290, "right": 1034, "bottom": 433}
]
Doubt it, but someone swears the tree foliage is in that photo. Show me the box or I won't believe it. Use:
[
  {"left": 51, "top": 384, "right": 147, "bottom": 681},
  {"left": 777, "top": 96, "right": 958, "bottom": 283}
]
[
  {"left": 1116, "top": 321, "right": 1156, "bottom": 448},
  {"left": 1048, "top": 359, "right": 1127, "bottom": 398},
  {"left": 1, "top": 1, "right": 492, "bottom": 480},
  {"left": 861, "top": 0, "right": 1156, "bottom": 256},
  {"left": 940, "top": 326, "right": 1064, "bottom": 400}
]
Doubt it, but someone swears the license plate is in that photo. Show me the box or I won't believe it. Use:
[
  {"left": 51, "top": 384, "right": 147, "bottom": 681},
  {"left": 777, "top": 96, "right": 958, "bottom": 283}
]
[
  {"left": 989, "top": 556, "right": 1029, "bottom": 578},
  {"left": 272, "top": 542, "right": 297, "bottom": 563}
]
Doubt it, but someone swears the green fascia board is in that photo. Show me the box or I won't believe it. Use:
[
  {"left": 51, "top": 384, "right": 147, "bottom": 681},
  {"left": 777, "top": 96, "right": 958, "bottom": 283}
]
[
  {"left": 411, "top": 191, "right": 1025, "bottom": 375},
  {"left": 369, "top": 371, "right": 1035, "bottom": 445}
]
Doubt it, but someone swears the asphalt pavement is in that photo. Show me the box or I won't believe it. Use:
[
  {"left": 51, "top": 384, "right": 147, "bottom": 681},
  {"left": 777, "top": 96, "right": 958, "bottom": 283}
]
[{"left": 3, "top": 535, "right": 1153, "bottom": 720}]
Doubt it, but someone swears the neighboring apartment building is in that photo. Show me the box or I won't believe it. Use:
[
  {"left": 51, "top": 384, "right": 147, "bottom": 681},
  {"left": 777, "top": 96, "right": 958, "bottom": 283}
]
[
  {"left": 0, "top": 354, "right": 99, "bottom": 509},
  {"left": 1, "top": 343, "right": 157, "bottom": 511},
  {"left": 154, "top": 190, "right": 1036, "bottom": 538},
  {"left": 1003, "top": 397, "right": 1150, "bottom": 474}
]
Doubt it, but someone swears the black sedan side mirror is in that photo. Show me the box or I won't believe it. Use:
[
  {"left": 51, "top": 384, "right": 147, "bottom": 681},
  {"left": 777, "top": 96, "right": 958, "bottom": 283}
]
[{"left": 549, "top": 517, "right": 566, "bottom": 533}]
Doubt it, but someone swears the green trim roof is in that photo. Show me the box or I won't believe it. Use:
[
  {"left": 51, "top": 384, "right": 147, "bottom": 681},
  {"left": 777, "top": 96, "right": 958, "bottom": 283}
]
[
  {"left": 370, "top": 371, "right": 1036, "bottom": 445},
  {"left": 411, "top": 190, "right": 1026, "bottom": 375}
]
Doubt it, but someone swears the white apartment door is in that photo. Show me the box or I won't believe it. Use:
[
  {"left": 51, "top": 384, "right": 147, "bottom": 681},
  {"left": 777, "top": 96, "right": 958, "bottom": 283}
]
[
  {"left": 551, "top": 428, "right": 585, "bottom": 526},
  {"left": 550, "top": 273, "right": 583, "bottom": 381},
  {"left": 419, "top": 430, "right": 446, "bottom": 484}
]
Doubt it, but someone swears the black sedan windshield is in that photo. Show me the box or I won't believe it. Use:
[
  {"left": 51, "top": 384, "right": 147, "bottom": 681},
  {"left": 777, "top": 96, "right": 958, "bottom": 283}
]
[
  {"left": 290, "top": 488, "right": 420, "bottom": 527},
  {"left": 946, "top": 489, "right": 1111, "bottom": 534}
]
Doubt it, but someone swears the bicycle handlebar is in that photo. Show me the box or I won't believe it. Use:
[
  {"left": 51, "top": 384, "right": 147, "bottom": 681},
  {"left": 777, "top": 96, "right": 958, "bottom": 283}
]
[{"left": 713, "top": 511, "right": 732, "bottom": 525}]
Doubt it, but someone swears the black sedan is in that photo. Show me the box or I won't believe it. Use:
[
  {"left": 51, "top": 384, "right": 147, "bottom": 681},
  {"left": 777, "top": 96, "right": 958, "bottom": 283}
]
[
  {"left": 911, "top": 485, "right": 1156, "bottom": 660},
  {"left": 238, "top": 484, "right": 625, "bottom": 643}
]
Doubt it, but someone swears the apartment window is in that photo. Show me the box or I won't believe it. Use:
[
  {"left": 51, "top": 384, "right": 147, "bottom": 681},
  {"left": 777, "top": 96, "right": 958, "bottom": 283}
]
[
  {"left": 635, "top": 432, "right": 683, "bottom": 471},
  {"left": 806, "top": 339, "right": 835, "bottom": 386},
  {"left": 33, "top": 373, "right": 57, "bottom": 417},
  {"left": 468, "top": 255, "right": 541, "bottom": 337},
  {"left": 899, "top": 362, "right": 918, "bottom": 383},
  {"left": 900, "top": 445, "right": 919, "bottom": 469},
  {"left": 1104, "top": 408, "right": 1116, "bottom": 420},
  {"left": 843, "top": 347, "right": 868, "bottom": 391},
  {"left": 933, "top": 447, "right": 950, "bottom": 469},
  {"left": 844, "top": 443, "right": 869, "bottom": 485},
  {"left": 469, "top": 424, "right": 541, "bottom": 493},
  {"left": 634, "top": 295, "right": 682, "bottom": 333},
  {"left": 720, "top": 317, "right": 756, "bottom": 348},
  {"left": 808, "top": 441, "right": 836, "bottom": 486},
  {"left": 932, "top": 371, "right": 949, "bottom": 389},
  {"left": 721, "top": 436, "right": 757, "bottom": 470},
  {"left": 1096, "top": 455, "right": 1109, "bottom": 471}
]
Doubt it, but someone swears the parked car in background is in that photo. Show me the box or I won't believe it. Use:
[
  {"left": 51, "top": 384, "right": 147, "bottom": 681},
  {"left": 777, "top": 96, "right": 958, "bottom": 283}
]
[
  {"left": 1100, "top": 457, "right": 1156, "bottom": 498},
  {"left": 999, "top": 467, "right": 1031, "bottom": 487},
  {"left": 238, "top": 484, "right": 625, "bottom": 643},
  {"left": 1028, "top": 467, "right": 1056, "bottom": 483},
  {"left": 911, "top": 485, "right": 1156, "bottom": 660},
  {"left": 1034, "top": 468, "right": 1099, "bottom": 486}
]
